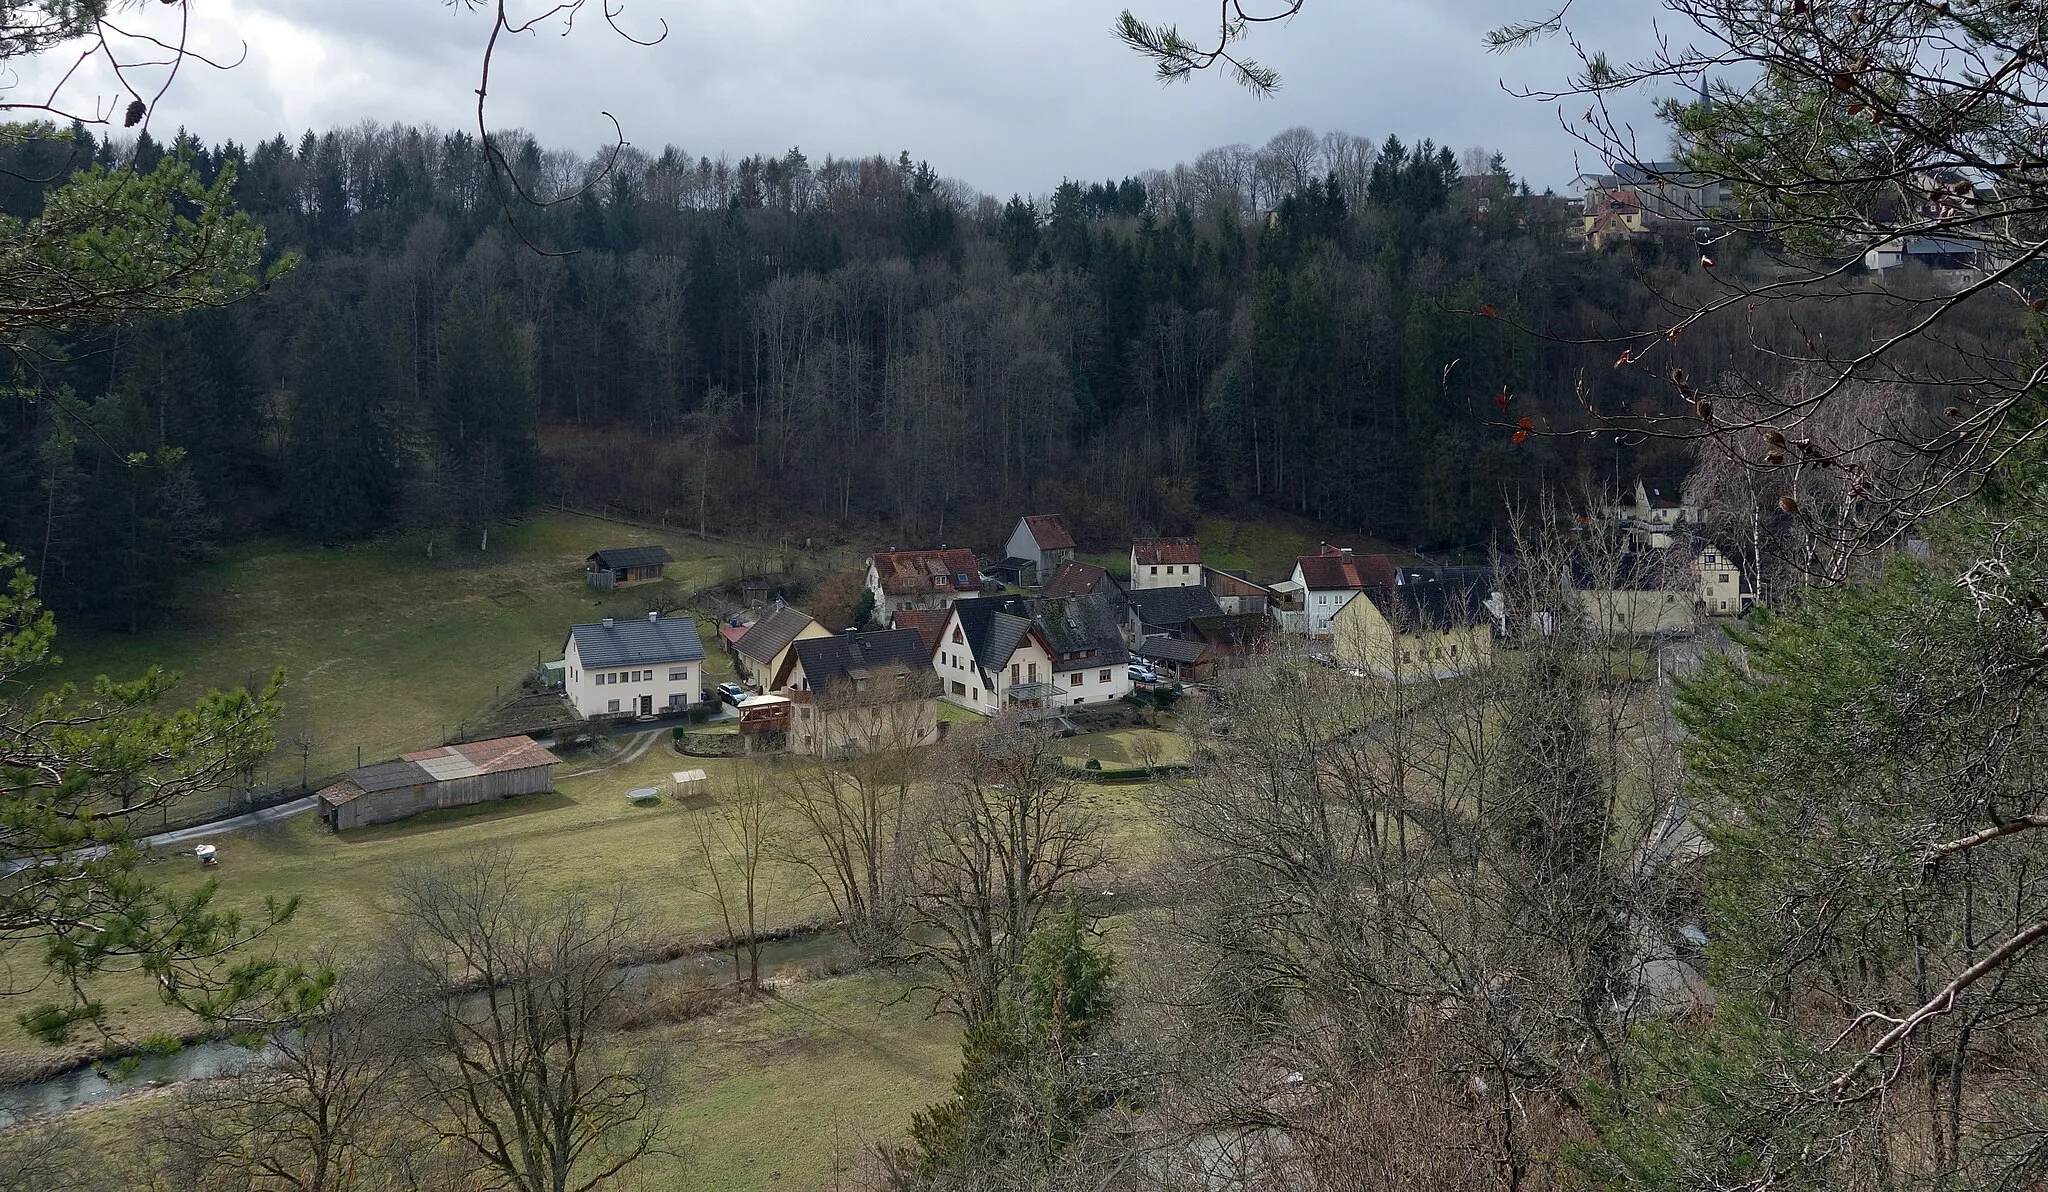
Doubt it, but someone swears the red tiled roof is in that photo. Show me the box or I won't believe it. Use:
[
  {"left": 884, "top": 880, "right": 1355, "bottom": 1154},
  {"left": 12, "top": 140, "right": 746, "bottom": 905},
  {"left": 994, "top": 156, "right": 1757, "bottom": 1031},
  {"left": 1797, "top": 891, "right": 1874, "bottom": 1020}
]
[
  {"left": 1021, "top": 515, "right": 1075, "bottom": 550},
  {"left": 1042, "top": 562, "right": 1110, "bottom": 598},
  {"left": 1295, "top": 551, "right": 1396, "bottom": 591},
  {"left": 1132, "top": 537, "right": 1202, "bottom": 566},
  {"left": 718, "top": 623, "right": 749, "bottom": 646},
  {"left": 870, "top": 549, "right": 982, "bottom": 597},
  {"left": 890, "top": 608, "right": 951, "bottom": 656},
  {"left": 316, "top": 778, "right": 366, "bottom": 807}
]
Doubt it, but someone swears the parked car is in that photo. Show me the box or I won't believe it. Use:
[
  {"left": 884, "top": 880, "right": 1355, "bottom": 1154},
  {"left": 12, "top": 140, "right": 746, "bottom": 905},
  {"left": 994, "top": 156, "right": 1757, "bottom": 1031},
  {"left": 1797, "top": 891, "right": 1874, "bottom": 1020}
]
[
  {"left": 716, "top": 682, "right": 749, "bottom": 707},
  {"left": 1127, "top": 663, "right": 1159, "bottom": 684}
]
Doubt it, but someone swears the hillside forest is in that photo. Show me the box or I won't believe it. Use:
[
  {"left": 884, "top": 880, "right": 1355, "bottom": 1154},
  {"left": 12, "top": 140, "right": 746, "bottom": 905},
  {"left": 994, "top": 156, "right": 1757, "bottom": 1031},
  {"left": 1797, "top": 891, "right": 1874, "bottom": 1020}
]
[{"left": 0, "top": 121, "right": 2015, "bottom": 630}]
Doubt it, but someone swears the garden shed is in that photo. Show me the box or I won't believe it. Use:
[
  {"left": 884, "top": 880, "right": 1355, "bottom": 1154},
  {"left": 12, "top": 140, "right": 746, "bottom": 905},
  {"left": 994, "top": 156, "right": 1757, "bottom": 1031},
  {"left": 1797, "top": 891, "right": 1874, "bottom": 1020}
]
[{"left": 317, "top": 735, "right": 558, "bottom": 831}]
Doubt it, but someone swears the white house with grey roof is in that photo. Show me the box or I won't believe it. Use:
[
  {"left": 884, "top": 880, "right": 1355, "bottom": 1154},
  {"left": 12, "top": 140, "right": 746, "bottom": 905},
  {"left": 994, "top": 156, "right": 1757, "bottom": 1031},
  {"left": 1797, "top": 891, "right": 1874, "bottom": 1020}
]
[
  {"left": 931, "top": 598, "right": 1058, "bottom": 717},
  {"left": 563, "top": 612, "right": 707, "bottom": 719}
]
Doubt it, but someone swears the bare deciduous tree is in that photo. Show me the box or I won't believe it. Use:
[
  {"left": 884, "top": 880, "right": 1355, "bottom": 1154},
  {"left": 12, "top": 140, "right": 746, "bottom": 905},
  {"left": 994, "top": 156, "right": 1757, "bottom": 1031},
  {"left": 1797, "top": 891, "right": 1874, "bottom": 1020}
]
[{"left": 389, "top": 849, "right": 664, "bottom": 1192}]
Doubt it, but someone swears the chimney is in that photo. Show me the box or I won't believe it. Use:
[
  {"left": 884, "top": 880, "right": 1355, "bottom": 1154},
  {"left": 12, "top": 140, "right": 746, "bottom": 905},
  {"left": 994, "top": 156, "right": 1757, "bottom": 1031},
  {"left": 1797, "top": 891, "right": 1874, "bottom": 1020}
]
[
  {"left": 602, "top": 617, "right": 615, "bottom": 628},
  {"left": 648, "top": 611, "right": 660, "bottom": 622}
]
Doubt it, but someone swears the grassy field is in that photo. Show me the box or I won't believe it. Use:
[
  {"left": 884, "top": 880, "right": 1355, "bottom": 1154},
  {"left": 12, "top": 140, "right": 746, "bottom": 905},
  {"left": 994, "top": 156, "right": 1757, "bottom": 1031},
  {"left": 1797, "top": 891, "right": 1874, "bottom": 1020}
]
[
  {"left": 34, "top": 512, "right": 746, "bottom": 783},
  {"left": 58, "top": 970, "right": 960, "bottom": 1192}
]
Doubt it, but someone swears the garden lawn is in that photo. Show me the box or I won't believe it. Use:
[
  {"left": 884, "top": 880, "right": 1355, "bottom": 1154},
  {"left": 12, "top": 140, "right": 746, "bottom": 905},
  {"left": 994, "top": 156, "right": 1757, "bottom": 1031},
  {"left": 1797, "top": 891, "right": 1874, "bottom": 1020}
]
[{"left": 33, "top": 511, "right": 744, "bottom": 785}]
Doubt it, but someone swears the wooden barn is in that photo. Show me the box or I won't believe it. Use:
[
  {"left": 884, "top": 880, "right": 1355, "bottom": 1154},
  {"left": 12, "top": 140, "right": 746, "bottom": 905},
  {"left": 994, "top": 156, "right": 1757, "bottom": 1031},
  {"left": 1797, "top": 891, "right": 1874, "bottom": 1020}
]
[
  {"left": 317, "top": 735, "right": 558, "bottom": 831},
  {"left": 585, "top": 546, "right": 673, "bottom": 588}
]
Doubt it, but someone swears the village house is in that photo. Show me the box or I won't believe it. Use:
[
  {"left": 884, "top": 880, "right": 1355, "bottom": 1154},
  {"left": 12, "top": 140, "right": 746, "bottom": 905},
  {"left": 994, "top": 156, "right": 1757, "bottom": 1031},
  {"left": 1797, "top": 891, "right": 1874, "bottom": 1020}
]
[
  {"left": 1290, "top": 545, "right": 1397, "bottom": 637},
  {"left": 865, "top": 548, "right": 984, "bottom": 624},
  {"left": 1333, "top": 573, "right": 1495, "bottom": 682},
  {"left": 1001, "top": 515, "right": 1077, "bottom": 586},
  {"left": 1041, "top": 561, "right": 1123, "bottom": 604},
  {"left": 317, "top": 735, "right": 557, "bottom": 831},
  {"left": 932, "top": 598, "right": 1059, "bottom": 717},
  {"left": 1129, "top": 538, "right": 1203, "bottom": 590},
  {"left": 1124, "top": 585, "right": 1226, "bottom": 647},
  {"left": 1203, "top": 569, "right": 1274, "bottom": 614},
  {"left": 772, "top": 628, "right": 939, "bottom": 758},
  {"left": 1569, "top": 552, "right": 1696, "bottom": 639},
  {"left": 562, "top": 612, "right": 707, "bottom": 719},
  {"left": 584, "top": 545, "right": 673, "bottom": 588},
  {"left": 729, "top": 602, "right": 832, "bottom": 689},
  {"left": 1603, "top": 480, "right": 1703, "bottom": 548},
  {"left": 1695, "top": 543, "right": 1751, "bottom": 615},
  {"left": 1034, "top": 594, "right": 1133, "bottom": 706}
]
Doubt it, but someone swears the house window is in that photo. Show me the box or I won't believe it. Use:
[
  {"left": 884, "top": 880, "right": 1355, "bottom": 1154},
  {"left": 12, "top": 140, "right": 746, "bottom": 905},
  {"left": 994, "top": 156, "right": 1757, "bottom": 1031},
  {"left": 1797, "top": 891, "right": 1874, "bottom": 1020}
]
[
  {"left": 1070, "top": 672, "right": 1084, "bottom": 686},
  {"left": 952, "top": 627, "right": 963, "bottom": 644},
  {"left": 669, "top": 693, "right": 686, "bottom": 708},
  {"left": 952, "top": 681, "right": 966, "bottom": 696},
  {"left": 1028, "top": 663, "right": 1038, "bottom": 682},
  {"left": 671, "top": 668, "right": 687, "bottom": 681},
  {"left": 607, "top": 699, "right": 620, "bottom": 713},
  {"left": 1099, "top": 669, "right": 1111, "bottom": 682},
  {"left": 1718, "top": 574, "right": 1729, "bottom": 584},
  {"left": 1149, "top": 566, "right": 1158, "bottom": 576},
  {"left": 1011, "top": 663, "right": 1020, "bottom": 684}
]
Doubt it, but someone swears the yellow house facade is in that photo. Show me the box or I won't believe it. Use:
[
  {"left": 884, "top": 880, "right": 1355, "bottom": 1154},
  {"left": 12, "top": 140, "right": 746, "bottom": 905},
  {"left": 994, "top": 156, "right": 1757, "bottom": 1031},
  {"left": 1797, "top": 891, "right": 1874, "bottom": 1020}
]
[{"left": 1332, "top": 585, "right": 1494, "bottom": 682}]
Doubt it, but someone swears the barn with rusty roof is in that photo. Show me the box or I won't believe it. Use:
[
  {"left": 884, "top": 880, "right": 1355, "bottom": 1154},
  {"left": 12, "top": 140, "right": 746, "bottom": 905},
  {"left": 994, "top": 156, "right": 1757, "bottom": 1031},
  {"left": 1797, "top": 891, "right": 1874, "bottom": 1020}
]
[{"left": 316, "top": 734, "right": 558, "bottom": 831}]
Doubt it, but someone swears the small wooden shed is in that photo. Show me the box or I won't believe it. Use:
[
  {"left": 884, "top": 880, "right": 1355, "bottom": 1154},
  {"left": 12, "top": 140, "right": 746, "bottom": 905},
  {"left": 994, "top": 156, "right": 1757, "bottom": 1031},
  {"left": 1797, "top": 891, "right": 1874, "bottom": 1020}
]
[
  {"left": 318, "top": 736, "right": 558, "bottom": 831},
  {"left": 586, "top": 546, "right": 673, "bottom": 589}
]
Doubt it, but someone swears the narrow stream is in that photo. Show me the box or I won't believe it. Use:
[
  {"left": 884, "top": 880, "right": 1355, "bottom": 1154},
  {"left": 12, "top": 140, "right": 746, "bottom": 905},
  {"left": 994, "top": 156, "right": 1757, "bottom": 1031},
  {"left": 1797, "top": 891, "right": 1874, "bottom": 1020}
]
[{"left": 0, "top": 931, "right": 849, "bottom": 1128}]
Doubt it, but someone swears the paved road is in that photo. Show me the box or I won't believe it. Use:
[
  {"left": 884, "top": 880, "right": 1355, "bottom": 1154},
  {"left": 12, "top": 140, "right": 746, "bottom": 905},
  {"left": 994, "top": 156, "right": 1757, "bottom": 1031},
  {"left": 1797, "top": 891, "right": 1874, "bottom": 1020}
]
[{"left": 144, "top": 796, "right": 320, "bottom": 849}]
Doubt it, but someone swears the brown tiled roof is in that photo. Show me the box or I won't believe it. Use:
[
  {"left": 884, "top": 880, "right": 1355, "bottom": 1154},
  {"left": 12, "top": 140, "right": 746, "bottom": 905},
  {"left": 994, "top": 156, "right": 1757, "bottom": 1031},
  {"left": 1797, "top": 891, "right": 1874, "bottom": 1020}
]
[
  {"left": 404, "top": 735, "right": 558, "bottom": 775},
  {"left": 1020, "top": 515, "right": 1075, "bottom": 550},
  {"left": 734, "top": 604, "right": 817, "bottom": 664},
  {"left": 1042, "top": 561, "right": 1111, "bottom": 599},
  {"left": 871, "top": 549, "right": 982, "bottom": 597},
  {"left": 1295, "top": 550, "right": 1396, "bottom": 591},
  {"left": 891, "top": 608, "right": 950, "bottom": 656},
  {"left": 1132, "top": 537, "right": 1201, "bottom": 566}
]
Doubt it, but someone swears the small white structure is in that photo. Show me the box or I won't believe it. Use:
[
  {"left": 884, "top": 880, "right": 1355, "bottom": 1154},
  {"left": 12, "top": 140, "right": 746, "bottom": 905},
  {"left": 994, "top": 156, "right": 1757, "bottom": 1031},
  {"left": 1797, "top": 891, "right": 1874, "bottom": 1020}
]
[
  {"left": 194, "top": 843, "right": 218, "bottom": 866},
  {"left": 562, "top": 612, "right": 707, "bottom": 719},
  {"left": 671, "top": 769, "right": 710, "bottom": 799}
]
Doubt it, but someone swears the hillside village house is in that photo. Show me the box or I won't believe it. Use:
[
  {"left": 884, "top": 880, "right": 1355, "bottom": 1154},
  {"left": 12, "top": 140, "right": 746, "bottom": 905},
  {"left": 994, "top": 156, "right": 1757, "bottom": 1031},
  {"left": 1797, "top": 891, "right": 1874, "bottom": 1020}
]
[
  {"left": 932, "top": 598, "right": 1059, "bottom": 717},
  {"left": 1569, "top": 552, "right": 1695, "bottom": 639},
  {"left": 730, "top": 602, "right": 831, "bottom": 689},
  {"left": 866, "top": 548, "right": 984, "bottom": 624},
  {"left": 1002, "top": 515, "right": 1076, "bottom": 586},
  {"left": 318, "top": 735, "right": 557, "bottom": 831},
  {"left": 563, "top": 613, "right": 707, "bottom": 718},
  {"left": 772, "top": 628, "right": 939, "bottom": 757},
  {"left": 1695, "top": 544, "right": 1751, "bottom": 614},
  {"left": 1291, "top": 546, "right": 1397, "bottom": 637},
  {"left": 1604, "top": 480, "right": 1703, "bottom": 548},
  {"left": 889, "top": 607, "right": 952, "bottom": 655},
  {"left": 584, "top": 545, "right": 673, "bottom": 588},
  {"left": 1034, "top": 594, "right": 1133, "bottom": 706},
  {"left": 1333, "top": 574, "right": 1495, "bottom": 682},
  {"left": 1129, "top": 538, "right": 1203, "bottom": 590}
]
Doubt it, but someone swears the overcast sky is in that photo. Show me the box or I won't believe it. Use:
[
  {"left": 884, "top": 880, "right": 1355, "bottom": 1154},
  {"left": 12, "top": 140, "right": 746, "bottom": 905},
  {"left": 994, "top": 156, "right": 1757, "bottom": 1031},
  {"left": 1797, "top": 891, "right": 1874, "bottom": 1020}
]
[{"left": 20, "top": 0, "right": 1673, "bottom": 198}]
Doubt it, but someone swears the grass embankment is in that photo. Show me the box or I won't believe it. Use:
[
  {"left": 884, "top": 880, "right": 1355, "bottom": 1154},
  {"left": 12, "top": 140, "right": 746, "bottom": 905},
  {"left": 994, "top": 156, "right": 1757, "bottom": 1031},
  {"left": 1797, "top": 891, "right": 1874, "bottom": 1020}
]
[{"left": 35, "top": 512, "right": 742, "bottom": 785}]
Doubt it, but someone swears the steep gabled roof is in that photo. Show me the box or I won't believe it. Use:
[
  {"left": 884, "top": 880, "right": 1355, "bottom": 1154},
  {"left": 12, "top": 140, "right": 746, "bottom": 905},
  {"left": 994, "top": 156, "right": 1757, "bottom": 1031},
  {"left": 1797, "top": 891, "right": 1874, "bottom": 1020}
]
[
  {"left": 870, "top": 549, "right": 982, "bottom": 597},
  {"left": 890, "top": 608, "right": 951, "bottom": 656},
  {"left": 568, "top": 616, "right": 706, "bottom": 667},
  {"left": 1127, "top": 585, "right": 1225, "bottom": 631},
  {"left": 1018, "top": 515, "right": 1075, "bottom": 551},
  {"left": 1033, "top": 595, "right": 1130, "bottom": 671},
  {"left": 952, "top": 598, "right": 1039, "bottom": 673},
  {"left": 792, "top": 629, "right": 934, "bottom": 702},
  {"left": 734, "top": 603, "right": 818, "bottom": 664},
  {"left": 588, "top": 545, "right": 673, "bottom": 570},
  {"left": 1132, "top": 537, "right": 1202, "bottom": 566},
  {"left": 1295, "top": 550, "right": 1396, "bottom": 591},
  {"left": 1042, "top": 561, "right": 1114, "bottom": 599}
]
